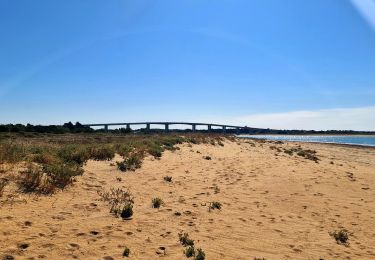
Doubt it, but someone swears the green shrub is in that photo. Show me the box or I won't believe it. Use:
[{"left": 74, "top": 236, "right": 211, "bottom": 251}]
[
  {"left": 31, "top": 152, "right": 56, "bottom": 165},
  {"left": 179, "top": 233, "right": 194, "bottom": 247},
  {"left": 122, "top": 246, "right": 130, "bottom": 257},
  {"left": 184, "top": 246, "right": 195, "bottom": 258},
  {"left": 117, "top": 153, "right": 143, "bottom": 172},
  {"left": 57, "top": 145, "right": 89, "bottom": 165},
  {"left": 88, "top": 145, "right": 115, "bottom": 161},
  {"left": 148, "top": 144, "right": 164, "bottom": 158},
  {"left": 188, "top": 138, "right": 198, "bottom": 144},
  {"left": 116, "top": 161, "right": 127, "bottom": 171},
  {"left": 283, "top": 147, "right": 319, "bottom": 162},
  {"left": 98, "top": 188, "right": 134, "bottom": 218},
  {"left": 0, "top": 143, "right": 25, "bottom": 163},
  {"left": 152, "top": 197, "right": 164, "bottom": 208},
  {"left": 116, "top": 144, "right": 133, "bottom": 157},
  {"left": 18, "top": 164, "right": 51, "bottom": 193},
  {"left": 209, "top": 201, "right": 222, "bottom": 210},
  {"left": 330, "top": 229, "right": 349, "bottom": 245},
  {"left": 195, "top": 248, "right": 205, "bottom": 260},
  {"left": 43, "top": 162, "right": 83, "bottom": 189},
  {"left": 120, "top": 203, "right": 133, "bottom": 219}
]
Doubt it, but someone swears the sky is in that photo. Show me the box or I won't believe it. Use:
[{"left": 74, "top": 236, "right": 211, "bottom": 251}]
[{"left": 0, "top": 0, "right": 375, "bottom": 130}]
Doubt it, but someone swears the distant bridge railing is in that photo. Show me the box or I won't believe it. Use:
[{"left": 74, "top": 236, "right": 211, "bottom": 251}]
[{"left": 83, "top": 122, "right": 248, "bottom": 134}]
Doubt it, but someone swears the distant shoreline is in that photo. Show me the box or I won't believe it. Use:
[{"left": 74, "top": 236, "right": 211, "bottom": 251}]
[
  {"left": 239, "top": 134, "right": 375, "bottom": 137},
  {"left": 239, "top": 135, "right": 375, "bottom": 148}
]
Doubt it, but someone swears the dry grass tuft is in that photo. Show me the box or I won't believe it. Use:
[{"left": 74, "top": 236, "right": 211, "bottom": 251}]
[{"left": 98, "top": 188, "right": 134, "bottom": 218}]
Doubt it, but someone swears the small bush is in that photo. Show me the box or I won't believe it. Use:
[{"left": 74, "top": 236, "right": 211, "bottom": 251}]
[
  {"left": 116, "top": 144, "right": 133, "bottom": 158},
  {"left": 152, "top": 197, "right": 164, "bottom": 208},
  {"left": 0, "top": 143, "right": 25, "bottom": 163},
  {"left": 184, "top": 246, "right": 195, "bottom": 258},
  {"left": 195, "top": 248, "right": 205, "bottom": 260},
  {"left": 122, "top": 246, "right": 130, "bottom": 257},
  {"left": 330, "top": 229, "right": 349, "bottom": 245},
  {"left": 148, "top": 144, "right": 164, "bottom": 158},
  {"left": 31, "top": 152, "right": 56, "bottom": 164},
  {"left": 120, "top": 203, "right": 133, "bottom": 219},
  {"left": 203, "top": 156, "right": 211, "bottom": 160},
  {"left": 116, "top": 161, "right": 127, "bottom": 172},
  {"left": 0, "top": 178, "right": 8, "bottom": 197},
  {"left": 43, "top": 162, "right": 83, "bottom": 189},
  {"left": 18, "top": 164, "right": 52, "bottom": 193},
  {"left": 163, "top": 176, "right": 172, "bottom": 182},
  {"left": 57, "top": 145, "right": 89, "bottom": 165},
  {"left": 98, "top": 188, "right": 134, "bottom": 217},
  {"left": 284, "top": 149, "right": 293, "bottom": 155},
  {"left": 209, "top": 201, "right": 222, "bottom": 210},
  {"left": 117, "top": 153, "right": 143, "bottom": 172},
  {"left": 188, "top": 138, "right": 198, "bottom": 144},
  {"left": 88, "top": 146, "right": 115, "bottom": 161},
  {"left": 283, "top": 147, "right": 319, "bottom": 162},
  {"left": 179, "top": 233, "right": 194, "bottom": 247}
]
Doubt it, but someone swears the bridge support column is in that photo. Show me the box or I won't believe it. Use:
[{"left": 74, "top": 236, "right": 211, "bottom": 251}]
[
  {"left": 165, "top": 124, "right": 169, "bottom": 132},
  {"left": 236, "top": 127, "right": 240, "bottom": 135},
  {"left": 146, "top": 123, "right": 150, "bottom": 131},
  {"left": 104, "top": 125, "right": 108, "bottom": 132},
  {"left": 192, "top": 124, "right": 196, "bottom": 132},
  {"left": 208, "top": 125, "right": 212, "bottom": 132},
  {"left": 222, "top": 126, "right": 226, "bottom": 134}
]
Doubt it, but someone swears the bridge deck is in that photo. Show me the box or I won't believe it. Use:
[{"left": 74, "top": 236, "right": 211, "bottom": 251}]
[{"left": 83, "top": 122, "right": 246, "bottom": 129}]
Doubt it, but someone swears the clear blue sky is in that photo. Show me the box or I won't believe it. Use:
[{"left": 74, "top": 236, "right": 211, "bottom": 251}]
[{"left": 1, "top": 0, "right": 375, "bottom": 130}]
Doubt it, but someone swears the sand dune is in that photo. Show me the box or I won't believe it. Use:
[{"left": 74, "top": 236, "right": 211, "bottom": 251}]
[{"left": 1, "top": 139, "right": 375, "bottom": 259}]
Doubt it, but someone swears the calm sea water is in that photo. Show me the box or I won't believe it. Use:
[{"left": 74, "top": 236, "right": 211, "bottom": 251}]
[{"left": 240, "top": 135, "right": 375, "bottom": 147}]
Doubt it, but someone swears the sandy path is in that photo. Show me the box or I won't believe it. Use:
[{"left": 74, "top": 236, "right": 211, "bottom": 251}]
[{"left": 1, "top": 139, "right": 375, "bottom": 259}]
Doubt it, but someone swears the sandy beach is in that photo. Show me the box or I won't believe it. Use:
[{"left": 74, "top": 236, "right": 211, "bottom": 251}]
[{"left": 1, "top": 138, "right": 375, "bottom": 259}]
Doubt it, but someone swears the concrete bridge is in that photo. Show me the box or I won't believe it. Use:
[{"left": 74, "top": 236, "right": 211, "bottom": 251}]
[{"left": 83, "top": 122, "right": 248, "bottom": 134}]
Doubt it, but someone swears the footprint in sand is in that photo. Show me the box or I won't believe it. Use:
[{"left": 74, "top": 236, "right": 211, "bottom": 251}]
[
  {"left": 67, "top": 243, "right": 80, "bottom": 250},
  {"left": 18, "top": 243, "right": 29, "bottom": 250}
]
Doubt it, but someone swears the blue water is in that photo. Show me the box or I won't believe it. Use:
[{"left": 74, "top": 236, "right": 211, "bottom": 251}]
[{"left": 240, "top": 135, "right": 375, "bottom": 147}]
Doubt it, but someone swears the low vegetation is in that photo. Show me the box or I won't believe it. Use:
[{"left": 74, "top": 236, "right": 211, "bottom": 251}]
[
  {"left": 184, "top": 246, "right": 195, "bottom": 257},
  {"left": 152, "top": 197, "right": 164, "bottom": 208},
  {"left": 0, "top": 133, "right": 227, "bottom": 194},
  {"left": 0, "top": 178, "right": 8, "bottom": 197},
  {"left": 179, "top": 233, "right": 195, "bottom": 247},
  {"left": 179, "top": 233, "right": 205, "bottom": 259},
  {"left": 330, "top": 229, "right": 349, "bottom": 246},
  {"left": 122, "top": 246, "right": 130, "bottom": 257},
  {"left": 283, "top": 147, "right": 319, "bottom": 162},
  {"left": 195, "top": 248, "right": 206, "bottom": 260},
  {"left": 18, "top": 164, "right": 51, "bottom": 194},
  {"left": 116, "top": 153, "right": 143, "bottom": 172},
  {"left": 98, "top": 188, "right": 134, "bottom": 219},
  {"left": 209, "top": 201, "right": 222, "bottom": 210}
]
